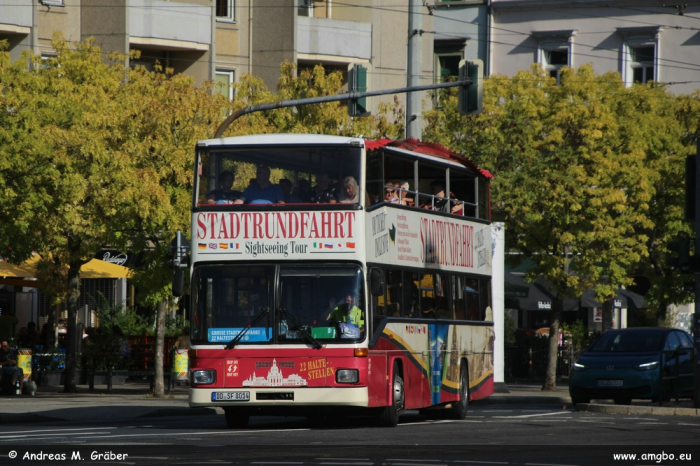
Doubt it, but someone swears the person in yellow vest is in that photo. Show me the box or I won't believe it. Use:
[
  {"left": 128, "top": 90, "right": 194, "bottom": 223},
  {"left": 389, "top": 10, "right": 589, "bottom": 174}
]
[{"left": 327, "top": 293, "right": 364, "bottom": 329}]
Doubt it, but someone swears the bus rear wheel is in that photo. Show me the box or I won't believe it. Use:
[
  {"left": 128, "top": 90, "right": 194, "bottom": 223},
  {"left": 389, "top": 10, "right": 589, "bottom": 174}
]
[
  {"left": 224, "top": 408, "right": 249, "bottom": 428},
  {"left": 449, "top": 361, "right": 469, "bottom": 420},
  {"left": 378, "top": 361, "right": 404, "bottom": 427}
]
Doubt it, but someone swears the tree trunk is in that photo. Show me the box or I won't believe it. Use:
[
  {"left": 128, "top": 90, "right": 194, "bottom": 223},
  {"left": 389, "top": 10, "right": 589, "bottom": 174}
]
[
  {"left": 153, "top": 300, "right": 167, "bottom": 397},
  {"left": 602, "top": 299, "right": 613, "bottom": 333},
  {"left": 63, "top": 257, "right": 82, "bottom": 393},
  {"left": 542, "top": 307, "right": 561, "bottom": 391}
]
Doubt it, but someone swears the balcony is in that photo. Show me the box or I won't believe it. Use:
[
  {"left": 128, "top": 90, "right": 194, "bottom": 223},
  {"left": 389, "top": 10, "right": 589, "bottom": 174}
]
[
  {"left": 129, "top": 0, "right": 211, "bottom": 52},
  {"left": 0, "top": 0, "right": 32, "bottom": 35},
  {"left": 297, "top": 16, "right": 371, "bottom": 61}
]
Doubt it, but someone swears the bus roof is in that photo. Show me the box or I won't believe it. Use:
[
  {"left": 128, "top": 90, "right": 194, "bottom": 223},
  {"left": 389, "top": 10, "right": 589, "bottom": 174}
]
[{"left": 197, "top": 133, "right": 363, "bottom": 147}]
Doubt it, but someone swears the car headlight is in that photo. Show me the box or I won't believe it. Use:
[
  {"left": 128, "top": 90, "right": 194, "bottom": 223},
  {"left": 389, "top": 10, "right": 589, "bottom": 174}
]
[
  {"left": 572, "top": 362, "right": 587, "bottom": 371},
  {"left": 336, "top": 369, "right": 359, "bottom": 384},
  {"left": 636, "top": 361, "right": 659, "bottom": 371},
  {"left": 192, "top": 369, "right": 216, "bottom": 385}
]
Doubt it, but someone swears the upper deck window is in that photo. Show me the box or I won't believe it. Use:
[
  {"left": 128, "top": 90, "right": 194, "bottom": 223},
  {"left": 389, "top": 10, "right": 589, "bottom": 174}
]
[{"left": 196, "top": 145, "right": 362, "bottom": 209}]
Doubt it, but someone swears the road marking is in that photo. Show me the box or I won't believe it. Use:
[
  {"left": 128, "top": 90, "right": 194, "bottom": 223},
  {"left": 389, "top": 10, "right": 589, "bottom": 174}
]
[
  {"left": 0, "top": 432, "right": 108, "bottom": 439},
  {"left": 386, "top": 460, "right": 442, "bottom": 463},
  {"left": 525, "top": 463, "right": 578, "bottom": 466},
  {"left": 76, "top": 428, "right": 310, "bottom": 440},
  {"left": 494, "top": 411, "right": 570, "bottom": 419},
  {"left": 455, "top": 461, "right": 509, "bottom": 464},
  {"left": 316, "top": 459, "right": 371, "bottom": 462},
  {"left": 317, "top": 463, "right": 373, "bottom": 465},
  {"left": 0, "top": 427, "right": 113, "bottom": 435},
  {"left": 623, "top": 418, "right": 657, "bottom": 421},
  {"left": 637, "top": 422, "right": 668, "bottom": 425},
  {"left": 677, "top": 423, "right": 700, "bottom": 426}
]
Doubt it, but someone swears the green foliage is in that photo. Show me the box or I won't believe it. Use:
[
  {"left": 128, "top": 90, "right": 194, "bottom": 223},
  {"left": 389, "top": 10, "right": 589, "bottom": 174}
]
[
  {"left": 562, "top": 320, "right": 587, "bottom": 352},
  {"left": 424, "top": 64, "right": 697, "bottom": 322}
]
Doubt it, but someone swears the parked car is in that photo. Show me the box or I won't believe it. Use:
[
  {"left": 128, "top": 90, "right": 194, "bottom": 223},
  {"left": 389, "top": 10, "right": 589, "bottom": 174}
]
[{"left": 569, "top": 328, "right": 695, "bottom": 405}]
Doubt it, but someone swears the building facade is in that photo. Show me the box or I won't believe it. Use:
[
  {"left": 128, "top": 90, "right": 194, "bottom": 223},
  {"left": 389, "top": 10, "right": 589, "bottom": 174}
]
[{"left": 490, "top": 0, "right": 700, "bottom": 94}]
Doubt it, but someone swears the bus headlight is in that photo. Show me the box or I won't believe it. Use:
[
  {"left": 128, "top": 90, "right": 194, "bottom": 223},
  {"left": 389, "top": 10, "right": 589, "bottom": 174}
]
[
  {"left": 192, "top": 370, "right": 216, "bottom": 385},
  {"left": 336, "top": 369, "right": 359, "bottom": 384}
]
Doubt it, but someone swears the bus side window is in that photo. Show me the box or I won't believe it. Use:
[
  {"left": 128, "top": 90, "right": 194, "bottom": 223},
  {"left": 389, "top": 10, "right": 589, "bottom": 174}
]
[
  {"left": 435, "top": 274, "right": 453, "bottom": 319},
  {"left": 418, "top": 273, "right": 436, "bottom": 319}
]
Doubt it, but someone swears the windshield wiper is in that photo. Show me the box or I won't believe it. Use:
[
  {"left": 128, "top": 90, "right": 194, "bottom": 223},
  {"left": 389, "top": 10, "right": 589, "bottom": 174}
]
[
  {"left": 278, "top": 307, "right": 322, "bottom": 349},
  {"left": 226, "top": 307, "right": 270, "bottom": 350}
]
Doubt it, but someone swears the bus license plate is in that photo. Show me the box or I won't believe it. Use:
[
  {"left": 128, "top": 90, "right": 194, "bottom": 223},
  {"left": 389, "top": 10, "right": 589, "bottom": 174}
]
[
  {"left": 597, "top": 380, "right": 623, "bottom": 387},
  {"left": 212, "top": 391, "right": 250, "bottom": 402}
]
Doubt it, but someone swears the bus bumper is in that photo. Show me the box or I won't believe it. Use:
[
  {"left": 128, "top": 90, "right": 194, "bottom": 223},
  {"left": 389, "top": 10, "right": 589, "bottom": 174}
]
[{"left": 189, "top": 387, "right": 369, "bottom": 408}]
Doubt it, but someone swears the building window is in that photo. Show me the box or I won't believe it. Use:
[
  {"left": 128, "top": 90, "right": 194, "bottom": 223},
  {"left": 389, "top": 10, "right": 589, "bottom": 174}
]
[
  {"left": 629, "top": 45, "right": 655, "bottom": 84},
  {"left": 617, "top": 27, "right": 660, "bottom": 88},
  {"left": 436, "top": 54, "right": 461, "bottom": 82},
  {"left": 542, "top": 48, "right": 568, "bottom": 84},
  {"left": 215, "top": 70, "right": 235, "bottom": 100},
  {"left": 216, "top": 0, "right": 234, "bottom": 21},
  {"left": 532, "top": 30, "right": 575, "bottom": 85},
  {"left": 298, "top": 0, "right": 313, "bottom": 17}
]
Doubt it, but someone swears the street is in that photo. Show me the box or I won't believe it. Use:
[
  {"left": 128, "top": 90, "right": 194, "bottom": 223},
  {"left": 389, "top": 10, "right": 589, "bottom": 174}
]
[{"left": 1, "top": 403, "right": 699, "bottom": 466}]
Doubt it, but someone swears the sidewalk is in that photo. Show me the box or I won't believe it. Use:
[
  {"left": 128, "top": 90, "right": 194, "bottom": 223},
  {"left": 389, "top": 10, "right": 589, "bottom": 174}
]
[{"left": 0, "top": 381, "right": 697, "bottom": 425}]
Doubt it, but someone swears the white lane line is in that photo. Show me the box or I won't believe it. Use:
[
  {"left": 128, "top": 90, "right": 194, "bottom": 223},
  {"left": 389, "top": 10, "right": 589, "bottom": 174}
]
[
  {"left": 525, "top": 463, "right": 578, "bottom": 466},
  {"left": 637, "top": 422, "right": 668, "bottom": 425},
  {"left": 623, "top": 418, "right": 657, "bottom": 421},
  {"left": 316, "top": 460, "right": 371, "bottom": 462},
  {"left": 455, "top": 461, "right": 509, "bottom": 464},
  {"left": 0, "top": 427, "right": 113, "bottom": 435},
  {"left": 677, "top": 423, "right": 700, "bottom": 426},
  {"left": 387, "top": 461, "right": 442, "bottom": 463},
  {"left": 494, "top": 411, "right": 570, "bottom": 419},
  {"left": 317, "top": 463, "right": 374, "bottom": 465},
  {"left": 0, "top": 432, "right": 108, "bottom": 439},
  {"left": 76, "top": 428, "right": 310, "bottom": 440}
]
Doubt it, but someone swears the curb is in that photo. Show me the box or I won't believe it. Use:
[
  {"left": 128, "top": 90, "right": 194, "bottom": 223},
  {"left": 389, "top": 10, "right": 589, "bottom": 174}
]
[{"left": 576, "top": 403, "right": 700, "bottom": 417}]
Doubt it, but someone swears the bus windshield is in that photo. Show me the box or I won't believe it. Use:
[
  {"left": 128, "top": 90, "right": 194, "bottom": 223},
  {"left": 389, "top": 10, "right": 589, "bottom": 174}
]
[
  {"left": 196, "top": 145, "right": 363, "bottom": 207},
  {"left": 192, "top": 264, "right": 365, "bottom": 345}
]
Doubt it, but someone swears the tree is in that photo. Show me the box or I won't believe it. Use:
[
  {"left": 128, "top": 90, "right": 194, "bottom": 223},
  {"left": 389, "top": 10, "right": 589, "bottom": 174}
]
[
  {"left": 1, "top": 40, "right": 403, "bottom": 395},
  {"left": 425, "top": 65, "right": 676, "bottom": 390}
]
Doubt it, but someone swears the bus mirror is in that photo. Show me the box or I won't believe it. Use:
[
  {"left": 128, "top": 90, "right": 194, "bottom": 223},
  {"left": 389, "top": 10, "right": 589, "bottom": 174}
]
[
  {"left": 172, "top": 269, "right": 185, "bottom": 297},
  {"left": 370, "top": 269, "right": 385, "bottom": 296}
]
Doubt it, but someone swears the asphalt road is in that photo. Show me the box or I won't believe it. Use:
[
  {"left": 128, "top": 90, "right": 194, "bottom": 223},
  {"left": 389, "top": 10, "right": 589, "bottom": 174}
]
[{"left": 1, "top": 403, "right": 699, "bottom": 466}]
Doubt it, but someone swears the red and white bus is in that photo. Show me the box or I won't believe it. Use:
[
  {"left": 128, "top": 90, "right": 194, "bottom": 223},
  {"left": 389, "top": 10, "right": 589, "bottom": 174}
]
[{"left": 187, "top": 134, "right": 494, "bottom": 427}]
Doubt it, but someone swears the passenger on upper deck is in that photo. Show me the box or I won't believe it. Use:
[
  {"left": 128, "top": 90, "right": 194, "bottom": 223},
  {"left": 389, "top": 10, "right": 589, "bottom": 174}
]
[
  {"left": 234, "top": 165, "right": 285, "bottom": 205},
  {"left": 399, "top": 180, "right": 414, "bottom": 206},
  {"left": 279, "top": 179, "right": 302, "bottom": 203},
  {"left": 306, "top": 172, "right": 337, "bottom": 204},
  {"left": 384, "top": 183, "right": 400, "bottom": 204},
  {"left": 425, "top": 180, "right": 463, "bottom": 214},
  {"left": 337, "top": 176, "right": 360, "bottom": 204},
  {"left": 207, "top": 170, "right": 242, "bottom": 204}
]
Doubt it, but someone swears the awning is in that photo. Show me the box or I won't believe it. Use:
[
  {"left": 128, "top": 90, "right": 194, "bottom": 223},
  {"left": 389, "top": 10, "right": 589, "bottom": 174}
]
[
  {"left": 580, "top": 288, "right": 646, "bottom": 310},
  {"left": 504, "top": 272, "right": 579, "bottom": 311},
  {"left": 0, "top": 254, "right": 131, "bottom": 284}
]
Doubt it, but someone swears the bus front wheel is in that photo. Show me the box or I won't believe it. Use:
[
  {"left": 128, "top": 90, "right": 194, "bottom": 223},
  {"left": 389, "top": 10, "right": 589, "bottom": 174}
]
[
  {"left": 378, "top": 361, "right": 404, "bottom": 427},
  {"left": 224, "top": 408, "right": 249, "bottom": 428},
  {"left": 449, "top": 361, "right": 469, "bottom": 420}
]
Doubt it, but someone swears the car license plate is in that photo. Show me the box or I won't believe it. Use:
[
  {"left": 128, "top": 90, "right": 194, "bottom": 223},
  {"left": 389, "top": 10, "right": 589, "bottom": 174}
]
[
  {"left": 597, "top": 380, "right": 623, "bottom": 387},
  {"left": 212, "top": 391, "right": 250, "bottom": 402}
]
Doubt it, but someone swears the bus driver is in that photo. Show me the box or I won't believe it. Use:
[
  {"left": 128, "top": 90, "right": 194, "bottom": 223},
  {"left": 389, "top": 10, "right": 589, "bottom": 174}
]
[{"left": 326, "top": 293, "right": 364, "bottom": 329}]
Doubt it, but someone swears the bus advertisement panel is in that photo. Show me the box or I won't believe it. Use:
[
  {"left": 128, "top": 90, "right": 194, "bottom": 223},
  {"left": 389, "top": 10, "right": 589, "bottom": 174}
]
[
  {"left": 193, "top": 210, "right": 363, "bottom": 263},
  {"left": 366, "top": 206, "right": 491, "bottom": 275}
]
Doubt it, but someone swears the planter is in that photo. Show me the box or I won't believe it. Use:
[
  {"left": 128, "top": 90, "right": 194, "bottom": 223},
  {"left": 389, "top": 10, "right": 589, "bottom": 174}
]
[
  {"left": 86, "top": 370, "right": 127, "bottom": 386},
  {"left": 35, "top": 371, "right": 64, "bottom": 387}
]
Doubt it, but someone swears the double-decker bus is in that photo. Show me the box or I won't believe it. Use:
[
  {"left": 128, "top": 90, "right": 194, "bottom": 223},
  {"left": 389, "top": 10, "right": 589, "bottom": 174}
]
[{"left": 187, "top": 134, "right": 494, "bottom": 427}]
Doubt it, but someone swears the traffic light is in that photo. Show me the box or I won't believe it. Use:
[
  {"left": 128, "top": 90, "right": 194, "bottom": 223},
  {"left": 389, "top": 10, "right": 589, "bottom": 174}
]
[
  {"left": 348, "top": 63, "right": 370, "bottom": 117},
  {"left": 458, "top": 59, "right": 483, "bottom": 115},
  {"left": 667, "top": 237, "right": 694, "bottom": 273},
  {"left": 168, "top": 230, "right": 190, "bottom": 269}
]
